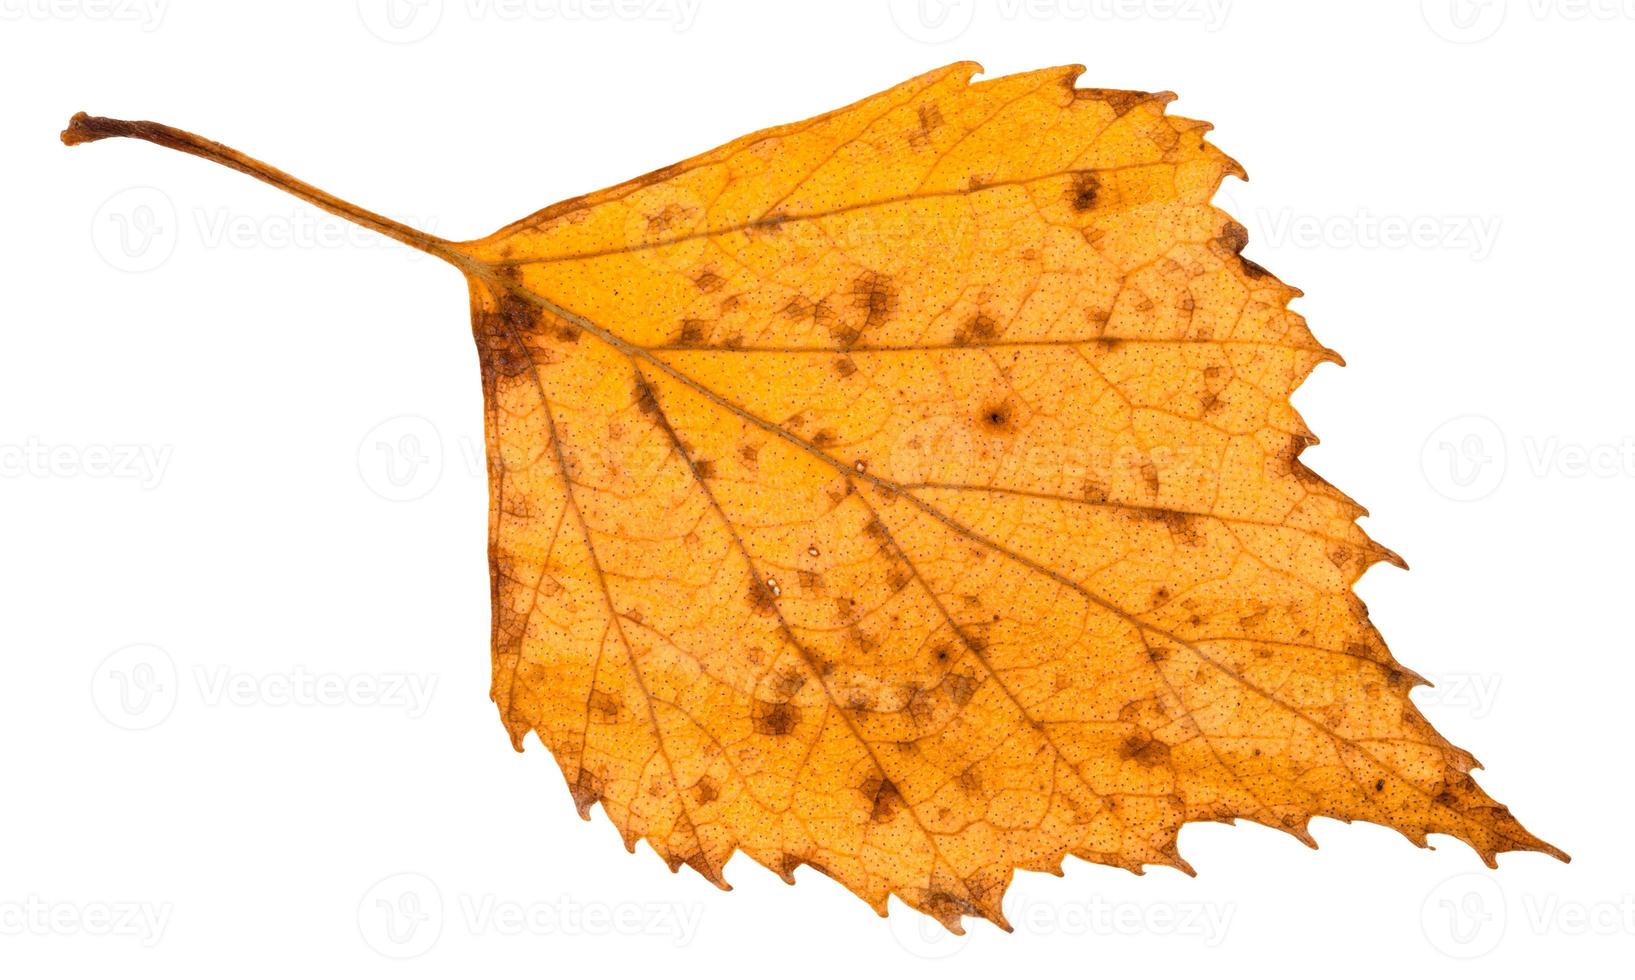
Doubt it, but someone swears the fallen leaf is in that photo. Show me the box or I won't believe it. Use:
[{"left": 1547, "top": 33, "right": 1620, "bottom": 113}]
[{"left": 63, "top": 62, "right": 1565, "bottom": 932}]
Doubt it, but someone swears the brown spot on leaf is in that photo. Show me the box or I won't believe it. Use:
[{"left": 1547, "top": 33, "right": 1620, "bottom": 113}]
[
  {"left": 1217, "top": 220, "right": 1250, "bottom": 256},
  {"left": 749, "top": 575, "right": 778, "bottom": 614},
  {"left": 850, "top": 271, "right": 898, "bottom": 329},
  {"left": 1067, "top": 171, "right": 1101, "bottom": 212},
  {"left": 1121, "top": 732, "right": 1171, "bottom": 767},
  {"left": 860, "top": 775, "right": 901, "bottom": 822},
  {"left": 588, "top": 689, "right": 622, "bottom": 721},
  {"left": 676, "top": 318, "right": 709, "bottom": 345},
  {"left": 944, "top": 672, "right": 979, "bottom": 706},
  {"left": 753, "top": 700, "right": 800, "bottom": 736},
  {"left": 980, "top": 400, "right": 1016, "bottom": 434}
]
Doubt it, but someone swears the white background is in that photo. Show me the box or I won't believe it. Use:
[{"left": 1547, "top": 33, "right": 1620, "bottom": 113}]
[{"left": 1, "top": 0, "right": 1628, "bottom": 975}]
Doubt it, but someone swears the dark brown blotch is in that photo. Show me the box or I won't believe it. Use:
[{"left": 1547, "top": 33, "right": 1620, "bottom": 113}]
[
  {"left": 1217, "top": 219, "right": 1250, "bottom": 256},
  {"left": 943, "top": 672, "right": 979, "bottom": 706},
  {"left": 1067, "top": 171, "right": 1101, "bottom": 212},
  {"left": 979, "top": 399, "right": 1016, "bottom": 434},
  {"left": 850, "top": 271, "right": 899, "bottom": 329},
  {"left": 860, "top": 775, "right": 901, "bottom": 823},
  {"left": 1120, "top": 732, "right": 1171, "bottom": 767},
  {"left": 753, "top": 699, "right": 800, "bottom": 736},
  {"left": 632, "top": 378, "right": 662, "bottom": 417},
  {"left": 675, "top": 318, "right": 709, "bottom": 345},
  {"left": 587, "top": 689, "right": 622, "bottom": 721},
  {"left": 748, "top": 575, "right": 778, "bottom": 615}
]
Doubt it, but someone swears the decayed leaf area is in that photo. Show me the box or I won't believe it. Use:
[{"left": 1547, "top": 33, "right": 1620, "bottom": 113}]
[{"left": 67, "top": 62, "right": 1564, "bottom": 932}]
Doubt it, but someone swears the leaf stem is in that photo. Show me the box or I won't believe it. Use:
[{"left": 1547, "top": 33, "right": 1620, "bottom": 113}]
[{"left": 61, "top": 112, "right": 461, "bottom": 264}]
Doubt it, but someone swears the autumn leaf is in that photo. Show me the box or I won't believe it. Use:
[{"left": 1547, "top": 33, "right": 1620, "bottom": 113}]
[{"left": 64, "top": 62, "right": 1565, "bottom": 933}]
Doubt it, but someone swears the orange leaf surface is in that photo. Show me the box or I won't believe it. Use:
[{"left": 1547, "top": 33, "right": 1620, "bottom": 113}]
[{"left": 64, "top": 62, "right": 1564, "bottom": 933}]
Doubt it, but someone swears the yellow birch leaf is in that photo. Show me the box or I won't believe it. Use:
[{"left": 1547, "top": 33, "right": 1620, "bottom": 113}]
[{"left": 63, "top": 62, "right": 1565, "bottom": 933}]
